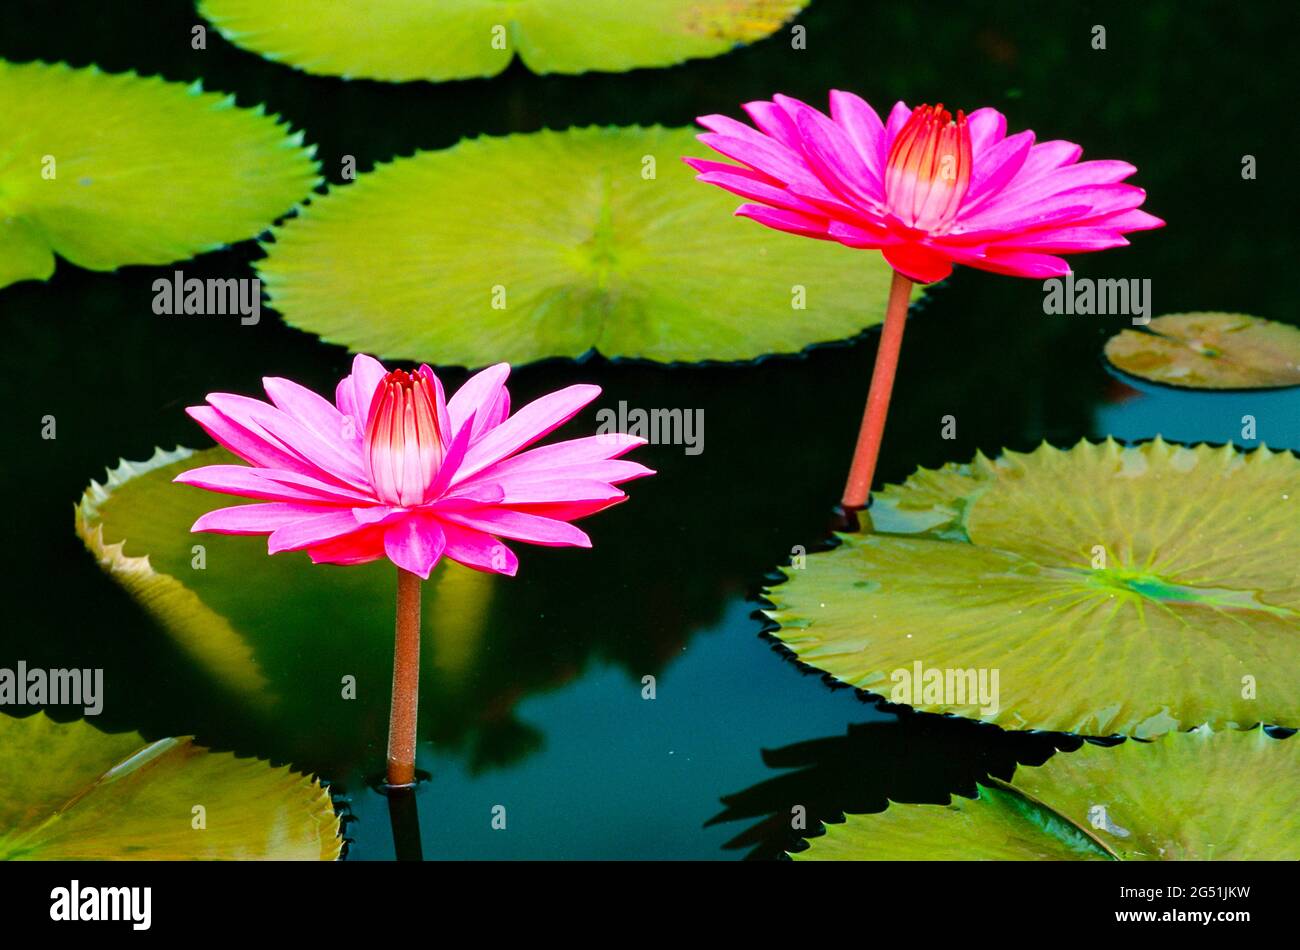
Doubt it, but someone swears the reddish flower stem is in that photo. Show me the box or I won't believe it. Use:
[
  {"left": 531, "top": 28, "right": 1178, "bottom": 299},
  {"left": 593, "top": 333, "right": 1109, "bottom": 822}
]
[
  {"left": 386, "top": 567, "right": 422, "bottom": 787},
  {"left": 841, "top": 269, "right": 914, "bottom": 510}
]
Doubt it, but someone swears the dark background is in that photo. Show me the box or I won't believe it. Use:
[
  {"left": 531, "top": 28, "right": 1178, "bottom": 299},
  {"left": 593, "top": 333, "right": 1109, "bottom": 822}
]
[{"left": 1, "top": 0, "right": 1296, "bottom": 858}]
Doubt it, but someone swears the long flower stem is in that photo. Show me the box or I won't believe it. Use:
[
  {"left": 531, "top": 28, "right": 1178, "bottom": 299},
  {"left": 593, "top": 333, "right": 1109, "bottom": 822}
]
[
  {"left": 386, "top": 567, "right": 422, "bottom": 787},
  {"left": 841, "top": 269, "right": 914, "bottom": 510}
]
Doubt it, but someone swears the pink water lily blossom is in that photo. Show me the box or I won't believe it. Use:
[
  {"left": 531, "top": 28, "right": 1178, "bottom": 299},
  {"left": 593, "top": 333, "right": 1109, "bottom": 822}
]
[
  {"left": 175, "top": 355, "right": 653, "bottom": 580},
  {"left": 687, "top": 93, "right": 1164, "bottom": 284}
]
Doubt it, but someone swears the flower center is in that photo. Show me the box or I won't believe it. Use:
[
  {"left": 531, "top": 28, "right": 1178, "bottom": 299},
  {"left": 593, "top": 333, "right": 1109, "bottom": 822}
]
[
  {"left": 884, "top": 103, "right": 971, "bottom": 233},
  {"left": 364, "top": 369, "right": 444, "bottom": 506}
]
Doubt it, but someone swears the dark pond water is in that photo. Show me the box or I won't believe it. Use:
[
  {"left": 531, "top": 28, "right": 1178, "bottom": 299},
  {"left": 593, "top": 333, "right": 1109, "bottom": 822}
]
[{"left": 2, "top": 0, "right": 1296, "bottom": 859}]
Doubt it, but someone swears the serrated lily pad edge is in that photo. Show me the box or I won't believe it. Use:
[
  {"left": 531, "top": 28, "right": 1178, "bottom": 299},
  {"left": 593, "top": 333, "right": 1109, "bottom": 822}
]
[
  {"left": 4, "top": 60, "right": 324, "bottom": 282},
  {"left": 255, "top": 124, "right": 928, "bottom": 369},
  {"left": 761, "top": 437, "right": 1300, "bottom": 738},
  {"left": 75, "top": 446, "right": 272, "bottom": 703},
  {"left": 199, "top": 1, "right": 809, "bottom": 83},
  {"left": 790, "top": 725, "right": 1290, "bottom": 861},
  {"left": 5, "top": 712, "right": 342, "bottom": 861}
]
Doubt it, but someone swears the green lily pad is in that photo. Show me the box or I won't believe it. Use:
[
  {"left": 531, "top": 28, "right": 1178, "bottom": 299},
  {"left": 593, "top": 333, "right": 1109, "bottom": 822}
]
[
  {"left": 257, "top": 126, "right": 908, "bottom": 366},
  {"left": 199, "top": 0, "right": 809, "bottom": 82},
  {"left": 0, "top": 713, "right": 340, "bottom": 860},
  {"left": 76, "top": 446, "right": 501, "bottom": 770},
  {"left": 765, "top": 438, "right": 1300, "bottom": 737},
  {"left": 0, "top": 59, "right": 320, "bottom": 289},
  {"left": 1105, "top": 313, "right": 1300, "bottom": 389},
  {"left": 798, "top": 726, "right": 1299, "bottom": 860}
]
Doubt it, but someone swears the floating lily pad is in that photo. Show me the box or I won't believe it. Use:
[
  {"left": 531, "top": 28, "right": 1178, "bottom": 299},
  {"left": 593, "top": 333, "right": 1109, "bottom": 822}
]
[
  {"left": 0, "top": 713, "right": 340, "bottom": 860},
  {"left": 1105, "top": 313, "right": 1300, "bottom": 389},
  {"left": 0, "top": 60, "right": 320, "bottom": 289},
  {"left": 798, "top": 726, "right": 1299, "bottom": 860},
  {"left": 76, "top": 446, "right": 498, "bottom": 768},
  {"left": 199, "top": 0, "right": 809, "bottom": 82},
  {"left": 258, "top": 126, "right": 907, "bottom": 366},
  {"left": 765, "top": 439, "right": 1300, "bottom": 737}
]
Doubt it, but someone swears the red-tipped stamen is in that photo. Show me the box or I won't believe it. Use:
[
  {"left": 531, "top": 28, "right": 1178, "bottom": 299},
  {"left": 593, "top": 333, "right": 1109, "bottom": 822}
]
[
  {"left": 884, "top": 104, "right": 971, "bottom": 233},
  {"left": 365, "top": 369, "right": 445, "bottom": 507}
]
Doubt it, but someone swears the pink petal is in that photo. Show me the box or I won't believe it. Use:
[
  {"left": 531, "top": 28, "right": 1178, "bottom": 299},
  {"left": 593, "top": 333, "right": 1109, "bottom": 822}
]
[
  {"left": 882, "top": 244, "right": 954, "bottom": 284},
  {"left": 415, "top": 364, "right": 453, "bottom": 450},
  {"left": 192, "top": 501, "right": 335, "bottom": 535},
  {"left": 439, "top": 522, "right": 518, "bottom": 576},
  {"left": 175, "top": 464, "right": 373, "bottom": 505},
  {"left": 828, "top": 220, "right": 895, "bottom": 249},
  {"left": 207, "top": 392, "right": 369, "bottom": 488},
  {"left": 961, "top": 248, "right": 1072, "bottom": 278},
  {"left": 740, "top": 99, "right": 804, "bottom": 150},
  {"left": 1089, "top": 208, "right": 1165, "bottom": 232},
  {"left": 487, "top": 459, "right": 654, "bottom": 490},
  {"left": 267, "top": 510, "right": 365, "bottom": 553},
  {"left": 956, "top": 183, "right": 1146, "bottom": 233},
  {"left": 695, "top": 130, "right": 829, "bottom": 197},
  {"left": 790, "top": 105, "right": 886, "bottom": 206},
  {"left": 383, "top": 516, "right": 446, "bottom": 579},
  {"left": 439, "top": 508, "right": 592, "bottom": 548},
  {"left": 479, "top": 434, "right": 646, "bottom": 474},
  {"left": 829, "top": 90, "right": 888, "bottom": 184},
  {"left": 990, "top": 159, "right": 1137, "bottom": 209},
  {"left": 433, "top": 483, "right": 507, "bottom": 509},
  {"left": 965, "top": 107, "right": 1008, "bottom": 157},
  {"left": 964, "top": 129, "right": 1035, "bottom": 204},
  {"left": 495, "top": 478, "right": 626, "bottom": 506},
  {"left": 307, "top": 525, "right": 387, "bottom": 566},
  {"left": 187, "top": 405, "right": 324, "bottom": 478},
  {"left": 1007, "top": 139, "right": 1084, "bottom": 185},
  {"left": 264, "top": 376, "right": 349, "bottom": 446},
  {"left": 352, "top": 505, "right": 409, "bottom": 526},
  {"left": 735, "top": 203, "right": 831, "bottom": 238},
  {"left": 994, "top": 227, "right": 1131, "bottom": 252},
  {"left": 447, "top": 363, "right": 511, "bottom": 440},
  {"left": 456, "top": 385, "right": 602, "bottom": 482},
  {"left": 336, "top": 353, "right": 387, "bottom": 423},
  {"left": 692, "top": 165, "right": 827, "bottom": 217},
  {"left": 883, "top": 101, "right": 913, "bottom": 143},
  {"left": 510, "top": 496, "right": 629, "bottom": 522},
  {"left": 425, "top": 409, "right": 478, "bottom": 499}
]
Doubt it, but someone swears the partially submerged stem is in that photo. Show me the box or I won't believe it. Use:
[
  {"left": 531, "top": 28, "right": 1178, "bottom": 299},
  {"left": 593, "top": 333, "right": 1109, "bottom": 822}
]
[
  {"left": 386, "top": 567, "right": 422, "bottom": 787},
  {"left": 841, "top": 269, "right": 914, "bottom": 510}
]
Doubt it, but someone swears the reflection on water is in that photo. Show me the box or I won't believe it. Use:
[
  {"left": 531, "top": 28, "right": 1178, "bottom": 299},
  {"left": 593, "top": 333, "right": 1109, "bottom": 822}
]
[
  {"left": 341, "top": 600, "right": 881, "bottom": 860},
  {"left": 1096, "top": 370, "right": 1300, "bottom": 452},
  {"left": 1, "top": 0, "right": 1296, "bottom": 859}
]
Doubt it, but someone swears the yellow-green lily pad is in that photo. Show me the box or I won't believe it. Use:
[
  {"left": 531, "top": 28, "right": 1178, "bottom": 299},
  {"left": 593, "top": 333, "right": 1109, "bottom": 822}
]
[
  {"left": 76, "top": 446, "right": 497, "bottom": 767},
  {"left": 1105, "top": 313, "right": 1300, "bottom": 389},
  {"left": 199, "top": 0, "right": 809, "bottom": 82},
  {"left": 0, "top": 60, "right": 320, "bottom": 289},
  {"left": 0, "top": 713, "right": 340, "bottom": 860},
  {"left": 258, "top": 126, "right": 908, "bottom": 366},
  {"left": 765, "top": 439, "right": 1300, "bottom": 737},
  {"left": 798, "top": 726, "right": 1299, "bottom": 860}
]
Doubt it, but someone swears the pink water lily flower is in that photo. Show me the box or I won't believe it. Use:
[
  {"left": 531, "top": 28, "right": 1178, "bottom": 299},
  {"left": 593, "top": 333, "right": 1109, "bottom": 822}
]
[
  {"left": 687, "top": 93, "right": 1164, "bottom": 283},
  {"left": 687, "top": 91, "right": 1163, "bottom": 510},
  {"left": 176, "top": 355, "right": 653, "bottom": 581}
]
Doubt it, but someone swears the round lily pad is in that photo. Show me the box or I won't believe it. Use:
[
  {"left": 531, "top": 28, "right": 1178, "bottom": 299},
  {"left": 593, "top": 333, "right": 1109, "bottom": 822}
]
[
  {"left": 258, "top": 126, "right": 907, "bottom": 366},
  {"left": 0, "top": 59, "right": 320, "bottom": 289},
  {"left": 765, "top": 438, "right": 1300, "bottom": 737},
  {"left": 1104, "top": 313, "right": 1300, "bottom": 389},
  {"left": 76, "top": 446, "right": 497, "bottom": 767},
  {"left": 199, "top": 0, "right": 809, "bottom": 82},
  {"left": 798, "top": 726, "right": 1299, "bottom": 860},
  {"left": 0, "top": 713, "right": 340, "bottom": 860}
]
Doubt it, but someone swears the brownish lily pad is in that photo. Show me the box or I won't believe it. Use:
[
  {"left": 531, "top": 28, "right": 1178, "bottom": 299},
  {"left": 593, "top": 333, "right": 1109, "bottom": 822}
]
[{"left": 1105, "top": 312, "right": 1300, "bottom": 389}]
